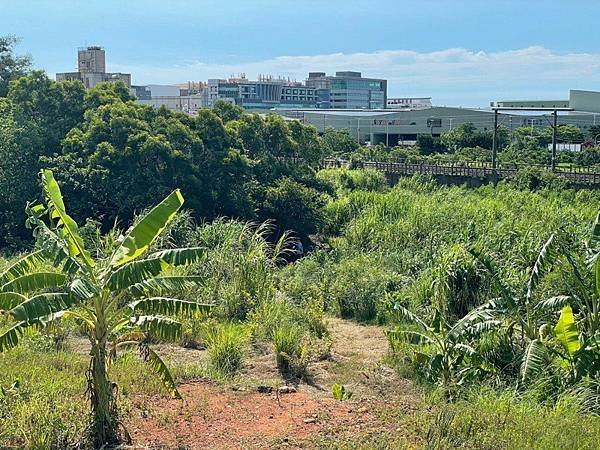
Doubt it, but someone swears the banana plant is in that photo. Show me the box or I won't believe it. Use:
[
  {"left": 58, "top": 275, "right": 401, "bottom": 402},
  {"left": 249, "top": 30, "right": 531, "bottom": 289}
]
[
  {"left": 0, "top": 170, "right": 210, "bottom": 447},
  {"left": 387, "top": 299, "right": 500, "bottom": 396},
  {"left": 469, "top": 233, "right": 566, "bottom": 342},
  {"left": 561, "top": 212, "right": 600, "bottom": 338},
  {"left": 520, "top": 304, "right": 600, "bottom": 385},
  {"left": 520, "top": 214, "right": 600, "bottom": 384}
]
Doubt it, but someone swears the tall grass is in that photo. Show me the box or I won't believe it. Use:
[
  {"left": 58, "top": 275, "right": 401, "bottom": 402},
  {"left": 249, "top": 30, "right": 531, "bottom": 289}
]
[
  {"left": 287, "top": 174, "right": 599, "bottom": 323},
  {"left": 426, "top": 388, "right": 600, "bottom": 450},
  {"left": 200, "top": 321, "right": 249, "bottom": 378}
]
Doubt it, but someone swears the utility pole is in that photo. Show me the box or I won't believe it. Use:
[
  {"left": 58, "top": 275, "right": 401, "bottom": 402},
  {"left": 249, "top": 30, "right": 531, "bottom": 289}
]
[
  {"left": 386, "top": 121, "right": 389, "bottom": 147},
  {"left": 492, "top": 109, "right": 498, "bottom": 173},
  {"left": 551, "top": 110, "right": 558, "bottom": 171}
]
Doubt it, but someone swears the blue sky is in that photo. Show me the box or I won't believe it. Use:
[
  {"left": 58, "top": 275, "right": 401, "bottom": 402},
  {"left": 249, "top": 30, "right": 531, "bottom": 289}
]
[{"left": 2, "top": 0, "right": 600, "bottom": 106}]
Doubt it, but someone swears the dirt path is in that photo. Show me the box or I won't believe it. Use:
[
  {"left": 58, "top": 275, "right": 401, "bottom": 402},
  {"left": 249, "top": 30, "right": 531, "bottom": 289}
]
[{"left": 126, "top": 318, "right": 423, "bottom": 449}]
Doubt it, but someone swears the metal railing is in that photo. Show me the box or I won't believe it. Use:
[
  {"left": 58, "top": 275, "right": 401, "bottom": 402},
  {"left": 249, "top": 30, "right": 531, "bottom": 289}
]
[{"left": 321, "top": 159, "right": 600, "bottom": 185}]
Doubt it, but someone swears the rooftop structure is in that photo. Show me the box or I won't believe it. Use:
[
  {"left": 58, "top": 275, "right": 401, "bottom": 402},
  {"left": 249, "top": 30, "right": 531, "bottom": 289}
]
[
  {"left": 305, "top": 71, "right": 387, "bottom": 109},
  {"left": 206, "top": 75, "right": 318, "bottom": 109},
  {"left": 56, "top": 46, "right": 131, "bottom": 89},
  {"left": 387, "top": 97, "right": 432, "bottom": 110},
  {"left": 493, "top": 89, "right": 600, "bottom": 114}
]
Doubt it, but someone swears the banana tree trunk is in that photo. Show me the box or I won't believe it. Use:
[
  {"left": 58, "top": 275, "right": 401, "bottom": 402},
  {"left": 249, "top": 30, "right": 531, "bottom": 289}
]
[{"left": 90, "top": 330, "right": 118, "bottom": 446}]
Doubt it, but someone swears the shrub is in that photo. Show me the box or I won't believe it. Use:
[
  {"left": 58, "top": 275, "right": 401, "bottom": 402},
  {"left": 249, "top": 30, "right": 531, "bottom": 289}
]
[
  {"left": 201, "top": 322, "right": 248, "bottom": 378},
  {"left": 250, "top": 293, "right": 328, "bottom": 341},
  {"left": 196, "top": 220, "right": 279, "bottom": 321},
  {"left": 328, "top": 255, "right": 402, "bottom": 322},
  {"left": 261, "top": 177, "right": 326, "bottom": 240},
  {"left": 272, "top": 322, "right": 311, "bottom": 377},
  {"left": 512, "top": 166, "right": 568, "bottom": 191},
  {"left": 317, "top": 168, "right": 388, "bottom": 195},
  {"left": 425, "top": 388, "right": 600, "bottom": 450}
]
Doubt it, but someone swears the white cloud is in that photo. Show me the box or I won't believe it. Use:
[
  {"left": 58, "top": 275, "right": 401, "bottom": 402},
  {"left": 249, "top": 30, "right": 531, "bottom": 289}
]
[{"left": 110, "top": 47, "right": 600, "bottom": 106}]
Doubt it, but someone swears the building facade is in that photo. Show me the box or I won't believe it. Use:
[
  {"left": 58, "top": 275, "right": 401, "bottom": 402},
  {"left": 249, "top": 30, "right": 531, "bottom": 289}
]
[
  {"left": 305, "top": 71, "right": 387, "bottom": 109},
  {"left": 205, "top": 76, "right": 318, "bottom": 109},
  {"left": 56, "top": 46, "right": 131, "bottom": 89},
  {"left": 387, "top": 97, "right": 432, "bottom": 110},
  {"left": 277, "top": 106, "right": 600, "bottom": 146},
  {"left": 137, "top": 94, "right": 204, "bottom": 115}
]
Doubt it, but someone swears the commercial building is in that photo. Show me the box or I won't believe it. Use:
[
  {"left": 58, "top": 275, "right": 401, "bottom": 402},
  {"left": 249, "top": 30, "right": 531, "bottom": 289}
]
[
  {"left": 387, "top": 97, "right": 432, "bottom": 110},
  {"left": 305, "top": 71, "right": 387, "bottom": 109},
  {"left": 133, "top": 71, "right": 388, "bottom": 113},
  {"left": 131, "top": 85, "right": 151, "bottom": 100},
  {"left": 138, "top": 93, "right": 204, "bottom": 115},
  {"left": 132, "top": 84, "right": 206, "bottom": 114},
  {"left": 56, "top": 46, "right": 131, "bottom": 89},
  {"left": 493, "top": 89, "right": 600, "bottom": 114},
  {"left": 206, "top": 75, "right": 318, "bottom": 109},
  {"left": 277, "top": 106, "right": 600, "bottom": 146}
]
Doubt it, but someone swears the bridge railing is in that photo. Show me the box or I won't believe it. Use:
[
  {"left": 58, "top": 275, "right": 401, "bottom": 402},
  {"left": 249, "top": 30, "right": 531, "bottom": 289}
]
[{"left": 321, "top": 158, "right": 600, "bottom": 185}]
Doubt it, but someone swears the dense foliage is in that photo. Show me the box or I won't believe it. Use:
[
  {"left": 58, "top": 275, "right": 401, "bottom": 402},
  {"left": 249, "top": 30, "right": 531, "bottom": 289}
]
[
  {"left": 0, "top": 73, "right": 328, "bottom": 250},
  {"left": 285, "top": 174, "right": 600, "bottom": 407}
]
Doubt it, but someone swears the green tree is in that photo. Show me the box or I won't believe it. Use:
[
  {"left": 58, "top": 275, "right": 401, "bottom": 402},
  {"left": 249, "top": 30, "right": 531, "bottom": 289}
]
[
  {"left": 417, "top": 134, "right": 445, "bottom": 155},
  {"left": 226, "top": 113, "right": 267, "bottom": 157},
  {"left": 0, "top": 35, "right": 31, "bottom": 97},
  {"left": 287, "top": 120, "right": 324, "bottom": 165},
  {"left": 0, "top": 72, "right": 85, "bottom": 246},
  {"left": 0, "top": 170, "right": 210, "bottom": 446},
  {"left": 0, "top": 99, "right": 25, "bottom": 247},
  {"left": 212, "top": 100, "right": 244, "bottom": 123},
  {"left": 587, "top": 125, "right": 600, "bottom": 140},
  {"left": 575, "top": 146, "right": 600, "bottom": 166},
  {"left": 84, "top": 80, "right": 135, "bottom": 109},
  {"left": 264, "top": 114, "right": 295, "bottom": 158},
  {"left": 440, "top": 122, "right": 508, "bottom": 152},
  {"left": 321, "top": 128, "right": 359, "bottom": 156},
  {"left": 261, "top": 177, "right": 325, "bottom": 241}
]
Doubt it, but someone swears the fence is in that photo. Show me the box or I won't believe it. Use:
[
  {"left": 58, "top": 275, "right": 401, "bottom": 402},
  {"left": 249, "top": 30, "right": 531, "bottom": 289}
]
[{"left": 321, "top": 159, "right": 600, "bottom": 185}]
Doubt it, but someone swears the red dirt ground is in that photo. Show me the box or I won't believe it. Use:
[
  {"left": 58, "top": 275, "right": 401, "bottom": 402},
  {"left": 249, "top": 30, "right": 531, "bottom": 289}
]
[
  {"left": 127, "top": 380, "right": 377, "bottom": 449},
  {"left": 124, "top": 318, "right": 422, "bottom": 449}
]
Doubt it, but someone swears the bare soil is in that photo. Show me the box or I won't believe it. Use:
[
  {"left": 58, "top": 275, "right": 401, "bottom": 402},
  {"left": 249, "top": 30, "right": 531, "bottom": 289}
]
[{"left": 124, "top": 318, "right": 424, "bottom": 449}]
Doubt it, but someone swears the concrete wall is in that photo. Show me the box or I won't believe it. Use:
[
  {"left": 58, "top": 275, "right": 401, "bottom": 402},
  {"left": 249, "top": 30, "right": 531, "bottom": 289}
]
[{"left": 570, "top": 90, "right": 600, "bottom": 113}]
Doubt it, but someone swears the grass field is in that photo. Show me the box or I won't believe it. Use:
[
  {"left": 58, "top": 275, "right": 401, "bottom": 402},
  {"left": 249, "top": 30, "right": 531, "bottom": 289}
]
[{"left": 1, "top": 171, "right": 599, "bottom": 449}]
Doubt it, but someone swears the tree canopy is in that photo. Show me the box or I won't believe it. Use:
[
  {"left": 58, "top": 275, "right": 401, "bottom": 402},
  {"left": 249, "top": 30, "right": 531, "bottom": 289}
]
[
  {"left": 0, "top": 35, "right": 32, "bottom": 97},
  {"left": 0, "top": 74, "right": 329, "bottom": 249}
]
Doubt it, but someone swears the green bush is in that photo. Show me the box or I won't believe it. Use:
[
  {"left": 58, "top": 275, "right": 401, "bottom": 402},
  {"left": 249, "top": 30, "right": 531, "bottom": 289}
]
[
  {"left": 328, "top": 254, "right": 402, "bottom": 322},
  {"left": 317, "top": 168, "right": 388, "bottom": 196},
  {"left": 250, "top": 293, "right": 328, "bottom": 341},
  {"left": 201, "top": 322, "right": 248, "bottom": 378},
  {"left": 272, "top": 323, "right": 311, "bottom": 377},
  {"left": 0, "top": 349, "right": 88, "bottom": 449},
  {"left": 512, "top": 166, "right": 568, "bottom": 191},
  {"left": 261, "top": 177, "right": 327, "bottom": 240}
]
